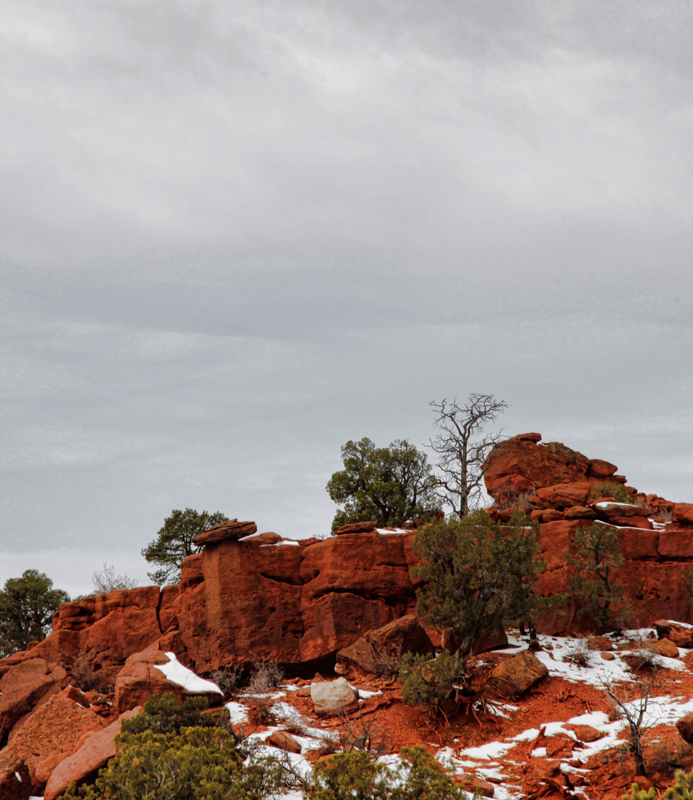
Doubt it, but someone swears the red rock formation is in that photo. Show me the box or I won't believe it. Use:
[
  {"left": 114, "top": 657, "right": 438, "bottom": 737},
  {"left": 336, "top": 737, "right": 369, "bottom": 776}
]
[
  {"left": 484, "top": 433, "right": 625, "bottom": 505},
  {"left": 43, "top": 707, "right": 142, "bottom": 800},
  {"left": 1, "top": 686, "right": 106, "bottom": 795}
]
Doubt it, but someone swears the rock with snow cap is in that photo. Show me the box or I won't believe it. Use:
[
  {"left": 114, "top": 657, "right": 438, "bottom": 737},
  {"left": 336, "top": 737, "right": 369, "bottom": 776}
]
[{"left": 653, "top": 620, "right": 693, "bottom": 649}]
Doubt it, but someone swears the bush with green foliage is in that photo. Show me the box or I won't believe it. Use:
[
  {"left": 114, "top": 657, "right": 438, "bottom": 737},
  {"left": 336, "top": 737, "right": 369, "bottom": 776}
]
[
  {"left": 665, "top": 768, "right": 693, "bottom": 800},
  {"left": 567, "top": 523, "right": 628, "bottom": 634},
  {"left": 413, "top": 511, "right": 544, "bottom": 659},
  {"left": 62, "top": 693, "right": 282, "bottom": 800},
  {"left": 399, "top": 652, "right": 466, "bottom": 715},
  {"left": 590, "top": 482, "right": 637, "bottom": 504},
  {"left": 306, "top": 746, "right": 463, "bottom": 800},
  {"left": 326, "top": 438, "right": 440, "bottom": 532},
  {"left": 0, "top": 569, "right": 69, "bottom": 657},
  {"left": 142, "top": 508, "right": 229, "bottom": 584},
  {"left": 61, "top": 726, "right": 284, "bottom": 800}
]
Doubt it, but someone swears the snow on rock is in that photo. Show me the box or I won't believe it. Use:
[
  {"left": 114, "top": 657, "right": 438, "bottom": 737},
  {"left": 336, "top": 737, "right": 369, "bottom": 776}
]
[
  {"left": 154, "top": 652, "right": 222, "bottom": 695},
  {"left": 225, "top": 701, "right": 249, "bottom": 724}
]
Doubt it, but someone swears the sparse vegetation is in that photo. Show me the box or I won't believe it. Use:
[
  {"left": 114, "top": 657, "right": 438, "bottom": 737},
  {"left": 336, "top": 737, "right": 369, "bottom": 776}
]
[
  {"left": 590, "top": 482, "right": 637, "bottom": 504},
  {"left": 399, "top": 651, "right": 466, "bottom": 716},
  {"left": 427, "top": 394, "right": 507, "bottom": 518},
  {"left": 602, "top": 671, "right": 658, "bottom": 777},
  {"left": 91, "top": 562, "right": 136, "bottom": 594},
  {"left": 339, "top": 709, "right": 391, "bottom": 757},
  {"left": 242, "top": 658, "right": 284, "bottom": 723},
  {"left": 305, "top": 746, "right": 463, "bottom": 800},
  {"left": 210, "top": 662, "right": 244, "bottom": 699}
]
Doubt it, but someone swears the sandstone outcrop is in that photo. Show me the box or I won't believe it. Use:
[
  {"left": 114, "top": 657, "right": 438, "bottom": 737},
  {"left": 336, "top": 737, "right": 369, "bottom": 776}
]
[
  {"left": 335, "top": 614, "right": 434, "bottom": 675},
  {"left": 114, "top": 649, "right": 221, "bottom": 713},
  {"left": 0, "top": 658, "right": 66, "bottom": 742},
  {"left": 43, "top": 706, "right": 142, "bottom": 800},
  {"left": 1, "top": 686, "right": 106, "bottom": 795}
]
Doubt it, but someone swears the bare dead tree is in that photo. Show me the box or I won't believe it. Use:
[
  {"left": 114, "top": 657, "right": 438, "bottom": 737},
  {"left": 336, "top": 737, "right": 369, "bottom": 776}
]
[
  {"left": 602, "top": 670, "right": 659, "bottom": 777},
  {"left": 427, "top": 394, "right": 508, "bottom": 518}
]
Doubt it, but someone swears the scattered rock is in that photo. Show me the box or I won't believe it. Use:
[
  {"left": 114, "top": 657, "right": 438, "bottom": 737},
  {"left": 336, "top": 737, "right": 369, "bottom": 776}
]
[
  {"left": 310, "top": 678, "right": 359, "bottom": 717},
  {"left": 586, "top": 636, "right": 613, "bottom": 652},
  {"left": 490, "top": 650, "right": 548, "bottom": 697},
  {"left": 458, "top": 775, "right": 495, "bottom": 797},
  {"left": 43, "top": 706, "right": 142, "bottom": 800},
  {"left": 564, "top": 724, "right": 604, "bottom": 743},
  {"left": 601, "top": 652, "right": 616, "bottom": 661},
  {"left": 653, "top": 621, "right": 693, "bottom": 649},
  {"left": 192, "top": 519, "right": 258, "bottom": 546},
  {"left": 267, "top": 730, "right": 302, "bottom": 754},
  {"left": 648, "top": 638, "right": 679, "bottom": 658},
  {"left": 677, "top": 714, "right": 693, "bottom": 744}
]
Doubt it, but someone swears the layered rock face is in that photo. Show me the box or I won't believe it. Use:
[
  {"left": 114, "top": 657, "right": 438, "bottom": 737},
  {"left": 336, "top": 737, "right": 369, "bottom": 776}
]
[
  {"left": 484, "top": 432, "right": 693, "bottom": 631},
  {"left": 16, "top": 531, "right": 419, "bottom": 681}
]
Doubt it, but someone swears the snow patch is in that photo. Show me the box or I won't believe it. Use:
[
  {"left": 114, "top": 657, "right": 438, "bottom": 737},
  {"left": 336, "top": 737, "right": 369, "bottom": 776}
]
[{"left": 154, "top": 652, "right": 222, "bottom": 695}]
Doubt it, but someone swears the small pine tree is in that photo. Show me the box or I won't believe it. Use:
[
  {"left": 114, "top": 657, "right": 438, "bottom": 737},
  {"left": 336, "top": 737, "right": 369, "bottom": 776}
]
[
  {"left": 568, "top": 523, "right": 628, "bottom": 633},
  {"left": 399, "top": 652, "right": 466, "bottom": 715}
]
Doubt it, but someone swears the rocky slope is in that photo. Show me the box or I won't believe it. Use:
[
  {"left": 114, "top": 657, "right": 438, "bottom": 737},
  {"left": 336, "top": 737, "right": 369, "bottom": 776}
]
[{"left": 4, "top": 432, "right": 693, "bottom": 798}]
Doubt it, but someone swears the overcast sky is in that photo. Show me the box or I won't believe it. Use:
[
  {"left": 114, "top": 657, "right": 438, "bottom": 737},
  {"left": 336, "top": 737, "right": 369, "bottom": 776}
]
[{"left": 1, "top": 0, "right": 692, "bottom": 596}]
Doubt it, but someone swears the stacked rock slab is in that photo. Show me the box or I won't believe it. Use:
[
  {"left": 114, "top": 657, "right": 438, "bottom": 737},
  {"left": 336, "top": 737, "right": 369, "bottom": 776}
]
[{"left": 484, "top": 433, "right": 693, "bottom": 632}]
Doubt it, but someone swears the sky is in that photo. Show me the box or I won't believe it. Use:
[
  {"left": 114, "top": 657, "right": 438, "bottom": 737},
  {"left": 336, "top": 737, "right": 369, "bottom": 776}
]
[{"left": 1, "top": 0, "right": 692, "bottom": 597}]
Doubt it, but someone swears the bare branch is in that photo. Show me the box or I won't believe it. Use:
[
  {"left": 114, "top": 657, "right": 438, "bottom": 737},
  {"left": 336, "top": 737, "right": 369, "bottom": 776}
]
[{"left": 427, "top": 394, "right": 507, "bottom": 518}]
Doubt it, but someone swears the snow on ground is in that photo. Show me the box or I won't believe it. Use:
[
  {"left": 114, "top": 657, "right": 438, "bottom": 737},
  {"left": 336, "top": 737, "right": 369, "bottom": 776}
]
[
  {"left": 504, "top": 630, "right": 687, "bottom": 686},
  {"left": 154, "top": 652, "right": 223, "bottom": 694}
]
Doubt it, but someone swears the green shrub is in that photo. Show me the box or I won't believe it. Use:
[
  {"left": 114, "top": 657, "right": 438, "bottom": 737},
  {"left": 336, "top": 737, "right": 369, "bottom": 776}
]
[
  {"left": 399, "top": 652, "right": 466, "bottom": 714},
  {"left": 305, "top": 746, "right": 463, "bottom": 800},
  {"left": 622, "top": 784, "right": 656, "bottom": 800},
  {"left": 61, "top": 726, "right": 284, "bottom": 800},
  {"left": 591, "top": 483, "right": 637, "bottom": 504},
  {"left": 122, "top": 692, "right": 231, "bottom": 736},
  {"left": 665, "top": 768, "right": 693, "bottom": 800}
]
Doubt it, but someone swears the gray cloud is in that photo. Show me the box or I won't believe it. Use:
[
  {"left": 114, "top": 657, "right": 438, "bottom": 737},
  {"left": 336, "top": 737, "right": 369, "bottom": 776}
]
[{"left": 1, "top": 0, "right": 692, "bottom": 593}]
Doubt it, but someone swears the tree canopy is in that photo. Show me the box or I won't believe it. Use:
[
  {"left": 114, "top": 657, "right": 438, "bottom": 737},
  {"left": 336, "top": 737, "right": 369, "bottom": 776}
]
[
  {"left": 326, "top": 438, "right": 439, "bottom": 532},
  {"left": 0, "top": 569, "right": 69, "bottom": 657},
  {"left": 142, "top": 508, "right": 229, "bottom": 585}
]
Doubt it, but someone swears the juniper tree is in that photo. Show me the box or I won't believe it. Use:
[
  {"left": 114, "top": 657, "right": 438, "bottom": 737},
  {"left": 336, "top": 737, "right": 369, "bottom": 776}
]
[
  {"left": 326, "top": 438, "right": 439, "bottom": 532},
  {"left": 413, "top": 511, "right": 544, "bottom": 661},
  {"left": 567, "top": 522, "right": 628, "bottom": 634}
]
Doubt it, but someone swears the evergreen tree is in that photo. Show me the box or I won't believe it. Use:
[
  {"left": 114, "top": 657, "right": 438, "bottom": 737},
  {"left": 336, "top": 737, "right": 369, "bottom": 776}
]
[
  {"left": 0, "top": 570, "right": 69, "bottom": 656},
  {"left": 326, "top": 438, "right": 439, "bottom": 532}
]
